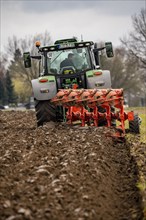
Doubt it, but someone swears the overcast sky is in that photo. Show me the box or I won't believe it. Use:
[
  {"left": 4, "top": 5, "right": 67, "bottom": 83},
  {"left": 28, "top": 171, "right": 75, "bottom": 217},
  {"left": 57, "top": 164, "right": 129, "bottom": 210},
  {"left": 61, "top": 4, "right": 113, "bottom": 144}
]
[{"left": 1, "top": 0, "right": 145, "bottom": 51}]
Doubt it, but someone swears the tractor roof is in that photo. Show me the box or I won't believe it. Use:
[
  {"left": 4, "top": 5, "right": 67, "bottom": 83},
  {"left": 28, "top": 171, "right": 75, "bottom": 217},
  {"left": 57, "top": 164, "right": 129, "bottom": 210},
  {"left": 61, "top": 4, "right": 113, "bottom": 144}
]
[
  {"left": 39, "top": 39, "right": 94, "bottom": 53},
  {"left": 54, "top": 38, "right": 77, "bottom": 45}
]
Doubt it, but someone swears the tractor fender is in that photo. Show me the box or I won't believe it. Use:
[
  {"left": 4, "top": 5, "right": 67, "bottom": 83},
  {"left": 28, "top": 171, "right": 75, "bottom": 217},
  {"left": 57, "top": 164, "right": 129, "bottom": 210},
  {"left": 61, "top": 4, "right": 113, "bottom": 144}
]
[
  {"left": 86, "top": 70, "right": 111, "bottom": 89},
  {"left": 31, "top": 76, "right": 57, "bottom": 100}
]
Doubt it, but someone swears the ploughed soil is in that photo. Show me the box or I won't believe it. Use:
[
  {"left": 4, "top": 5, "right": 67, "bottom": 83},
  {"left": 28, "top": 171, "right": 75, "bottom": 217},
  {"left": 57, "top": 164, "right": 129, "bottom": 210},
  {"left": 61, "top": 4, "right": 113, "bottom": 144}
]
[{"left": 0, "top": 111, "right": 144, "bottom": 220}]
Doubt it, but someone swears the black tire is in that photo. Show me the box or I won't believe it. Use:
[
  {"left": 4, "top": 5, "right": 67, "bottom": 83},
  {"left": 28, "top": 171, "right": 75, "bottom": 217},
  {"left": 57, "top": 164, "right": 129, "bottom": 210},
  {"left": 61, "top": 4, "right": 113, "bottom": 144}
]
[
  {"left": 35, "top": 100, "right": 61, "bottom": 126},
  {"left": 129, "top": 114, "right": 140, "bottom": 134}
]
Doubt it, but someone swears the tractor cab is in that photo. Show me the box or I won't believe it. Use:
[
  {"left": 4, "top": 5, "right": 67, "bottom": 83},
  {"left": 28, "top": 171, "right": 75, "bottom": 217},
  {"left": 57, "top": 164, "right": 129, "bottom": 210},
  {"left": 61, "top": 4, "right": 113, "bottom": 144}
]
[
  {"left": 23, "top": 37, "right": 114, "bottom": 96},
  {"left": 47, "top": 45, "right": 92, "bottom": 75},
  {"left": 23, "top": 38, "right": 114, "bottom": 77},
  {"left": 40, "top": 38, "right": 96, "bottom": 76}
]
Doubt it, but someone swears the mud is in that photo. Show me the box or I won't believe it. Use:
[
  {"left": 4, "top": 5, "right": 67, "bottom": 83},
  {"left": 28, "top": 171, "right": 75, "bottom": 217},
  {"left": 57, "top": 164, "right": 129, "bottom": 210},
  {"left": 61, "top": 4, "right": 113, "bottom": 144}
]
[{"left": 0, "top": 111, "right": 144, "bottom": 220}]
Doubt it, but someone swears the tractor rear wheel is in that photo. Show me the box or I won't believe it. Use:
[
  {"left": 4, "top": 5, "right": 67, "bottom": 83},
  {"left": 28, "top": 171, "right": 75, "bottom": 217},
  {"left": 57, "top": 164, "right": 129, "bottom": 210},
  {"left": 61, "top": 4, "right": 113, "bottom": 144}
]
[
  {"left": 129, "top": 114, "right": 140, "bottom": 134},
  {"left": 35, "top": 100, "right": 61, "bottom": 126}
]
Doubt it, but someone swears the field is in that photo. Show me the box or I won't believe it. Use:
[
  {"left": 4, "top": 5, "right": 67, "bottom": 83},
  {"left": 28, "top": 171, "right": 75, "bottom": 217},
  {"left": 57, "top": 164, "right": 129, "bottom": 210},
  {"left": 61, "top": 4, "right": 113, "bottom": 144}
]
[
  {"left": 126, "top": 107, "right": 146, "bottom": 219},
  {"left": 0, "top": 109, "right": 145, "bottom": 220}
]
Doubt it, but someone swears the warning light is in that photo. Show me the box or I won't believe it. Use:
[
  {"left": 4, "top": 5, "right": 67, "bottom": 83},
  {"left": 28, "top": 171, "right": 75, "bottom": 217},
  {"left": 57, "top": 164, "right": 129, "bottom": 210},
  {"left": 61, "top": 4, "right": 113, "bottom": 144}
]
[{"left": 35, "top": 41, "right": 41, "bottom": 48}]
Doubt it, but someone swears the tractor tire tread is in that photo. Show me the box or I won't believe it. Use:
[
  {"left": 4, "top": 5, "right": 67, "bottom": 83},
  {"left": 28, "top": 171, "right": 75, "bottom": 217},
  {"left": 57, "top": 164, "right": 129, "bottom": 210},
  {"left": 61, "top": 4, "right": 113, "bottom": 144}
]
[
  {"left": 35, "top": 100, "right": 57, "bottom": 126},
  {"left": 129, "top": 114, "right": 140, "bottom": 134}
]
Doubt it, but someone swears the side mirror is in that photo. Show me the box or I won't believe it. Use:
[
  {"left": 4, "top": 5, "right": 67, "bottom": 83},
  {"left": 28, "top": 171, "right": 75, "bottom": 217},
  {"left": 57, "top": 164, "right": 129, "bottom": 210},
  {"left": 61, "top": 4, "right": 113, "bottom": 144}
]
[
  {"left": 23, "top": 52, "right": 31, "bottom": 68},
  {"left": 105, "top": 42, "right": 114, "bottom": 58}
]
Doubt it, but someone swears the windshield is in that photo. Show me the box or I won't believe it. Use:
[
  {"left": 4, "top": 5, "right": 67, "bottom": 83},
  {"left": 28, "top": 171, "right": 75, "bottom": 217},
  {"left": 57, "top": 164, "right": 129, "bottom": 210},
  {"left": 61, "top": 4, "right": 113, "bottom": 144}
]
[{"left": 47, "top": 47, "right": 91, "bottom": 74}]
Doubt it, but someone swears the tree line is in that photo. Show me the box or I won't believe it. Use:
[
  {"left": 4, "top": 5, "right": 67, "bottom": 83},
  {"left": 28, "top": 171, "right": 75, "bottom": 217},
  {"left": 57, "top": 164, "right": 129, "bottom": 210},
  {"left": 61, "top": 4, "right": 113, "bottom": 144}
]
[
  {"left": 0, "top": 31, "right": 51, "bottom": 105},
  {"left": 0, "top": 9, "right": 145, "bottom": 106},
  {"left": 0, "top": 57, "right": 17, "bottom": 105}
]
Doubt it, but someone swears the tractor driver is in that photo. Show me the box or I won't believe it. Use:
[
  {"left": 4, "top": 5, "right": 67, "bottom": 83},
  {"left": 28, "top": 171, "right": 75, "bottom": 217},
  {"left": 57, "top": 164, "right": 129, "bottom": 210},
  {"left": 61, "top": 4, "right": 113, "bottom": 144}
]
[{"left": 60, "top": 53, "right": 75, "bottom": 69}]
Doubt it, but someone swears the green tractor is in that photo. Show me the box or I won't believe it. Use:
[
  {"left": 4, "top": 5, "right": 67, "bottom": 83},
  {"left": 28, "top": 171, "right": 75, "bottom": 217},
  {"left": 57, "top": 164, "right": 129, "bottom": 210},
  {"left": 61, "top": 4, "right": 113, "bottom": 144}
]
[{"left": 23, "top": 38, "right": 140, "bottom": 138}]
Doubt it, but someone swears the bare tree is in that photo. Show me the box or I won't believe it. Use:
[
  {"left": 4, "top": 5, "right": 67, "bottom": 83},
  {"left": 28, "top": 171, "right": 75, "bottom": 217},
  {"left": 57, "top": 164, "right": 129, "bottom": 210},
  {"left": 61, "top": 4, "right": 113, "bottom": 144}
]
[
  {"left": 100, "top": 46, "right": 145, "bottom": 106},
  {"left": 121, "top": 8, "right": 146, "bottom": 79},
  {"left": 100, "top": 47, "right": 142, "bottom": 92},
  {"left": 7, "top": 31, "right": 52, "bottom": 57},
  {"left": 6, "top": 31, "right": 52, "bottom": 101},
  {"left": 8, "top": 31, "right": 52, "bottom": 83}
]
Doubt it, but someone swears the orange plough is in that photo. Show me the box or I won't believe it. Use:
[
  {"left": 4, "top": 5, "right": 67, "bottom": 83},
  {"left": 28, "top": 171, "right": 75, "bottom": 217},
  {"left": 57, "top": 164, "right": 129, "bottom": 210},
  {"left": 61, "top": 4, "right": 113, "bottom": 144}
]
[{"left": 52, "top": 88, "right": 134, "bottom": 140}]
